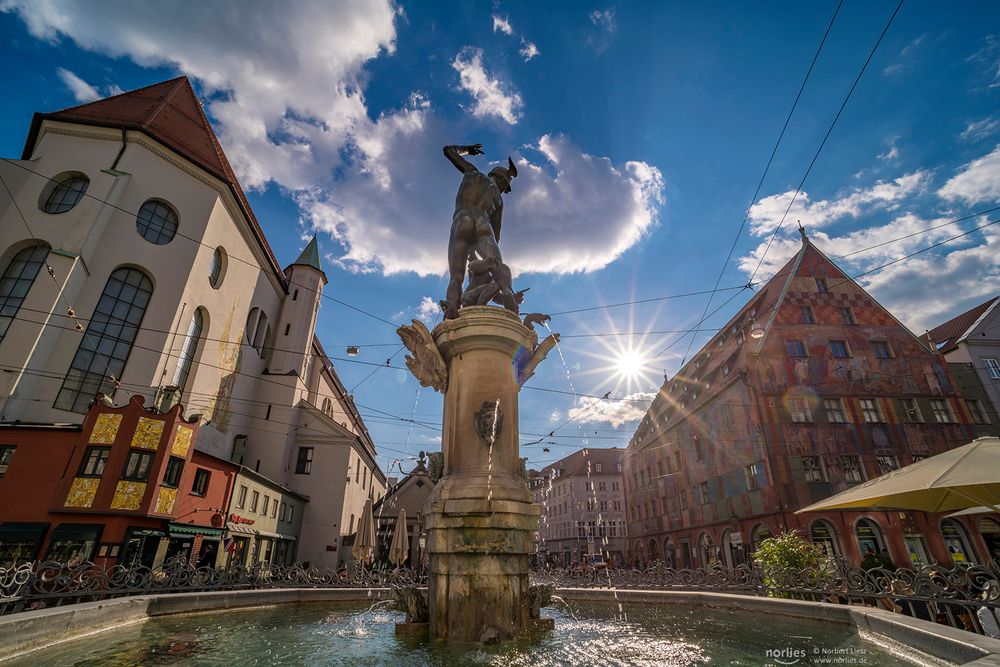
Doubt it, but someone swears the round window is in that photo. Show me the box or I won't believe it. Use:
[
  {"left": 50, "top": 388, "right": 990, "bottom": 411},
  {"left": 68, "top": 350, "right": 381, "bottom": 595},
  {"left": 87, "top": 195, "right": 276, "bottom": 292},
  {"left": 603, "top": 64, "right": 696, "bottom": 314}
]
[
  {"left": 136, "top": 199, "right": 178, "bottom": 245},
  {"left": 40, "top": 172, "right": 90, "bottom": 214},
  {"left": 209, "top": 247, "right": 227, "bottom": 288}
]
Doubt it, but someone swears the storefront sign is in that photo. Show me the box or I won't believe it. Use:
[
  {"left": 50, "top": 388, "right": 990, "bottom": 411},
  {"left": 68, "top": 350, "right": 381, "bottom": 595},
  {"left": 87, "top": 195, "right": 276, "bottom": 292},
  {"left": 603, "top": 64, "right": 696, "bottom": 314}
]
[{"left": 228, "top": 513, "right": 255, "bottom": 525}]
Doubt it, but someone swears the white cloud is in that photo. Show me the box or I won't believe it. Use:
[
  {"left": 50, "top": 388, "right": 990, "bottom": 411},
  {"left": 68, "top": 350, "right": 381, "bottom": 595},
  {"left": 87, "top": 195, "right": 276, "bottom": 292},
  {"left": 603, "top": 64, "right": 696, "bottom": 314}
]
[
  {"left": 452, "top": 47, "right": 523, "bottom": 125},
  {"left": 416, "top": 296, "right": 441, "bottom": 324},
  {"left": 938, "top": 145, "right": 1000, "bottom": 205},
  {"left": 747, "top": 171, "right": 931, "bottom": 236},
  {"left": 303, "top": 128, "right": 664, "bottom": 276},
  {"left": 967, "top": 35, "right": 1000, "bottom": 89},
  {"left": 877, "top": 141, "right": 900, "bottom": 162},
  {"left": 492, "top": 14, "right": 513, "bottom": 36},
  {"left": 519, "top": 40, "right": 539, "bottom": 61},
  {"left": 567, "top": 391, "right": 653, "bottom": 427},
  {"left": 590, "top": 8, "right": 616, "bottom": 32},
  {"left": 6, "top": 2, "right": 663, "bottom": 280},
  {"left": 960, "top": 117, "right": 1000, "bottom": 142},
  {"left": 56, "top": 67, "right": 100, "bottom": 102}
]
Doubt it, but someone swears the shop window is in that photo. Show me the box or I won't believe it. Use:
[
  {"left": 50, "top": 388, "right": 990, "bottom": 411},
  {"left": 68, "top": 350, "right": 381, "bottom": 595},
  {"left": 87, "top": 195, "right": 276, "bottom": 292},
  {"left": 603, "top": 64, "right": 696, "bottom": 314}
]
[
  {"left": 811, "top": 520, "right": 840, "bottom": 558},
  {"left": 78, "top": 446, "right": 111, "bottom": 477},
  {"left": 0, "top": 244, "right": 50, "bottom": 342},
  {"left": 192, "top": 469, "right": 210, "bottom": 496},
  {"left": 941, "top": 519, "right": 976, "bottom": 564},
  {"left": 0, "top": 446, "right": 15, "bottom": 477},
  {"left": 162, "top": 456, "right": 184, "bottom": 488},
  {"left": 0, "top": 523, "right": 47, "bottom": 567},
  {"left": 855, "top": 519, "right": 885, "bottom": 558},
  {"left": 44, "top": 524, "right": 100, "bottom": 564},
  {"left": 296, "top": 447, "right": 314, "bottom": 474},
  {"left": 122, "top": 450, "right": 154, "bottom": 481},
  {"left": 55, "top": 267, "right": 153, "bottom": 413}
]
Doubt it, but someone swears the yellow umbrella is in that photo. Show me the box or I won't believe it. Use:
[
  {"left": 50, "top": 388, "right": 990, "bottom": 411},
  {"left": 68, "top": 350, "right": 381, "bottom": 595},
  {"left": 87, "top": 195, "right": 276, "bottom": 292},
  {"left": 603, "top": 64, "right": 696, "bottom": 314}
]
[
  {"left": 352, "top": 498, "right": 376, "bottom": 564},
  {"left": 388, "top": 508, "right": 409, "bottom": 566},
  {"left": 796, "top": 437, "right": 1000, "bottom": 514}
]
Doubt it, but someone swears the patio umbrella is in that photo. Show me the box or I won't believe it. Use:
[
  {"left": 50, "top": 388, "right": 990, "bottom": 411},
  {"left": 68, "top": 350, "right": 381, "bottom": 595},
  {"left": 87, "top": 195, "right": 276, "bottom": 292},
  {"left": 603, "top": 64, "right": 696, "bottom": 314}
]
[
  {"left": 945, "top": 506, "right": 999, "bottom": 518},
  {"left": 796, "top": 437, "right": 1000, "bottom": 514},
  {"left": 388, "top": 508, "right": 409, "bottom": 566},
  {"left": 352, "top": 498, "right": 376, "bottom": 564}
]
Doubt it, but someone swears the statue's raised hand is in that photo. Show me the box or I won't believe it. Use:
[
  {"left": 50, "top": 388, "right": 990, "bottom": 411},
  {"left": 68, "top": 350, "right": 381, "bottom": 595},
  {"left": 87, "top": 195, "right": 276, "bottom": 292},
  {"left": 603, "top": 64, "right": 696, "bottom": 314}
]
[{"left": 466, "top": 144, "right": 484, "bottom": 156}]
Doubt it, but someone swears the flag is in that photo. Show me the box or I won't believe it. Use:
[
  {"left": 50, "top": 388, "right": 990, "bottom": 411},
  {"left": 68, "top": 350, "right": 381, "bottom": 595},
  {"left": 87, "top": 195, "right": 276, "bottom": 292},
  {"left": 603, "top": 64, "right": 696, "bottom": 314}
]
[{"left": 224, "top": 537, "right": 236, "bottom": 554}]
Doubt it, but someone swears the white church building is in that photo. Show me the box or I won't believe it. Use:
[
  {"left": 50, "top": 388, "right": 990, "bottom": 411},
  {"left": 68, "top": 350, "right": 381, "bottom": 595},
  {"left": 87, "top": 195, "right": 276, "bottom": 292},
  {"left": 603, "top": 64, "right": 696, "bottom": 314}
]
[{"left": 0, "top": 76, "right": 385, "bottom": 567}]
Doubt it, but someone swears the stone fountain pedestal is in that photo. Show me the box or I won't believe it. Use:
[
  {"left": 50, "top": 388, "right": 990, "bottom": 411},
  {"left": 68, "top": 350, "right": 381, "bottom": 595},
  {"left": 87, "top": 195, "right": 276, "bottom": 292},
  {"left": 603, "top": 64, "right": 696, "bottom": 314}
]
[{"left": 422, "top": 306, "right": 546, "bottom": 643}]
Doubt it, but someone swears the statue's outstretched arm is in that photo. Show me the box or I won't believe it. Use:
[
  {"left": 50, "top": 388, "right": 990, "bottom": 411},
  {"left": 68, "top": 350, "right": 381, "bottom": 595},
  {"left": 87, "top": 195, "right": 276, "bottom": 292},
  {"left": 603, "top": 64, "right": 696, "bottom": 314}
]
[{"left": 444, "top": 144, "right": 484, "bottom": 174}]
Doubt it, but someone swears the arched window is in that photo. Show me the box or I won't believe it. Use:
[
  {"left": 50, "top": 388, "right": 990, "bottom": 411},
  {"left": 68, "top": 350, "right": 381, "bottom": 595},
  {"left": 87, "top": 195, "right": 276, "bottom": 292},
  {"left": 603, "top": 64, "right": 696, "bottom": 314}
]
[
  {"left": 663, "top": 538, "right": 675, "bottom": 568},
  {"left": 41, "top": 173, "right": 89, "bottom": 214},
  {"left": 245, "top": 307, "right": 269, "bottom": 357},
  {"left": 648, "top": 538, "right": 659, "bottom": 562},
  {"left": 172, "top": 308, "right": 205, "bottom": 392},
  {"left": 135, "top": 200, "right": 178, "bottom": 245},
  {"left": 55, "top": 267, "right": 153, "bottom": 413},
  {"left": 322, "top": 397, "right": 332, "bottom": 416},
  {"left": 209, "top": 247, "right": 226, "bottom": 288},
  {"left": 699, "top": 532, "right": 716, "bottom": 567},
  {"left": 979, "top": 518, "right": 1000, "bottom": 569},
  {"left": 810, "top": 520, "right": 840, "bottom": 558},
  {"left": 855, "top": 518, "right": 886, "bottom": 558},
  {"left": 941, "top": 518, "right": 977, "bottom": 564},
  {"left": 751, "top": 523, "right": 773, "bottom": 551},
  {"left": 0, "top": 244, "right": 49, "bottom": 342}
]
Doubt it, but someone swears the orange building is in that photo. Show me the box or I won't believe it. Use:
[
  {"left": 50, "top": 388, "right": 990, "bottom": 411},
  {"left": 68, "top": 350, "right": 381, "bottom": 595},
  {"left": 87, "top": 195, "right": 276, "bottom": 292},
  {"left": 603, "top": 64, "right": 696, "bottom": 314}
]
[{"left": 0, "top": 395, "right": 236, "bottom": 567}]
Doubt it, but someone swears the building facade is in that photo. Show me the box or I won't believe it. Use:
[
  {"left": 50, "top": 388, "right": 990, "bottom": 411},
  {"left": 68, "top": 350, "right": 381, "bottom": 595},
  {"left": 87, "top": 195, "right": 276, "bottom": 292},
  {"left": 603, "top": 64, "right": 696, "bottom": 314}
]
[
  {"left": 624, "top": 235, "right": 1000, "bottom": 572},
  {"left": 223, "top": 467, "right": 307, "bottom": 568},
  {"left": 0, "top": 77, "right": 384, "bottom": 567},
  {"left": 528, "top": 448, "right": 628, "bottom": 567},
  {"left": 0, "top": 395, "right": 237, "bottom": 569}
]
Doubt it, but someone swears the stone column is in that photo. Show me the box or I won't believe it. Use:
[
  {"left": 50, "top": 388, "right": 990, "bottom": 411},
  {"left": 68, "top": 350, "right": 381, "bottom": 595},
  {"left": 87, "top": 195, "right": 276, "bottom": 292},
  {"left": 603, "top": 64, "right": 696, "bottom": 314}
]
[{"left": 424, "top": 306, "right": 541, "bottom": 643}]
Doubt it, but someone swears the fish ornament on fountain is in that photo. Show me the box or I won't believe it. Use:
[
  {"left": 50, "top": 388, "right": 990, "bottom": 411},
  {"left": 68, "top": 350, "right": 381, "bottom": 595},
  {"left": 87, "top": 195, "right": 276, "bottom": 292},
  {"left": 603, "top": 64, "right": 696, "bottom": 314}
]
[{"left": 393, "top": 144, "right": 557, "bottom": 642}]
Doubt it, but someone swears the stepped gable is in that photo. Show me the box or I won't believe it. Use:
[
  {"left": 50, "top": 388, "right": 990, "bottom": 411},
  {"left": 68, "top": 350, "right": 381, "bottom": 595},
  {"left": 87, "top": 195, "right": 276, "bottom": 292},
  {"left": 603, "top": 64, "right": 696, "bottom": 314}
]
[{"left": 22, "top": 76, "right": 285, "bottom": 284}]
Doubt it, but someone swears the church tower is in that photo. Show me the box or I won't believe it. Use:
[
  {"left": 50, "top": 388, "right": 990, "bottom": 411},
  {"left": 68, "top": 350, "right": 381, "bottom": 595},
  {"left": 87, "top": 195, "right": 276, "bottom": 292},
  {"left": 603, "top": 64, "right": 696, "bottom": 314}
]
[{"left": 271, "top": 237, "right": 327, "bottom": 379}]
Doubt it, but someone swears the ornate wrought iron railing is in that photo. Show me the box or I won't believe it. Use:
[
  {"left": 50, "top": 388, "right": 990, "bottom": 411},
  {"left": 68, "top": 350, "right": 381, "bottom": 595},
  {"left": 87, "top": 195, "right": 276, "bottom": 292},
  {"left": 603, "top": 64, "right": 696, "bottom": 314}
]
[
  {"left": 0, "top": 558, "right": 425, "bottom": 615},
  {"left": 528, "top": 558, "right": 1000, "bottom": 637},
  {"left": 1, "top": 556, "right": 998, "bottom": 639}
]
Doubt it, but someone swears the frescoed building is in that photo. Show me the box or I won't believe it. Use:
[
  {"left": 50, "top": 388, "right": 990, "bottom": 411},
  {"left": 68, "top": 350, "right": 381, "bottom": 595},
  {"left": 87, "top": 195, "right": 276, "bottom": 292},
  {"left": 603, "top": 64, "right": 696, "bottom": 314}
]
[
  {"left": 0, "top": 76, "right": 385, "bottom": 567},
  {"left": 624, "top": 232, "right": 999, "bottom": 571},
  {"left": 528, "top": 448, "right": 628, "bottom": 567}
]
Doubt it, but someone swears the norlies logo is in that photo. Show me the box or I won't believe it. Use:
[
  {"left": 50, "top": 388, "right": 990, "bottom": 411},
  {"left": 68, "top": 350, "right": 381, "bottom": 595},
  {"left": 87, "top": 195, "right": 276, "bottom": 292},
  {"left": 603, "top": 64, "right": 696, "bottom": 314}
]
[{"left": 765, "top": 647, "right": 807, "bottom": 665}]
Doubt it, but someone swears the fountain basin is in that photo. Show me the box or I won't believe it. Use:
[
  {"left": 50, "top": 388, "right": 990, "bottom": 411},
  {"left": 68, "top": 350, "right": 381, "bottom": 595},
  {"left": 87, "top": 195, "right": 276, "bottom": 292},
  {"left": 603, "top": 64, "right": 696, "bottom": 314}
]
[{"left": 3, "top": 586, "right": 1000, "bottom": 665}]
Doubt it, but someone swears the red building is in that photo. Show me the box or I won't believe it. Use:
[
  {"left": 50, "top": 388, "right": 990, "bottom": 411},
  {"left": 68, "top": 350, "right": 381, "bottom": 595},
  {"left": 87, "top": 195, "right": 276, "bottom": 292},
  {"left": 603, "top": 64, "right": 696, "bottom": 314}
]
[
  {"left": 0, "top": 395, "right": 237, "bottom": 567},
  {"left": 624, "top": 234, "right": 1000, "bottom": 571}
]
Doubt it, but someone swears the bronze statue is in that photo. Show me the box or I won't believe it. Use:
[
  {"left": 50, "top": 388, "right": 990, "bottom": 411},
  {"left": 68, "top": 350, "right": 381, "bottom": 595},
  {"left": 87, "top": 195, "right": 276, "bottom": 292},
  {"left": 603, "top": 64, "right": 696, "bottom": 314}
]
[{"left": 442, "top": 144, "right": 518, "bottom": 319}]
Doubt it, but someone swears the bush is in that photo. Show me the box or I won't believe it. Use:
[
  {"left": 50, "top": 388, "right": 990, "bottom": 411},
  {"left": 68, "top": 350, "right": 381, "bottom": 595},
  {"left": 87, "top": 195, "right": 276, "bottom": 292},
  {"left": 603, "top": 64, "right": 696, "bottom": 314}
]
[{"left": 752, "top": 531, "right": 827, "bottom": 597}]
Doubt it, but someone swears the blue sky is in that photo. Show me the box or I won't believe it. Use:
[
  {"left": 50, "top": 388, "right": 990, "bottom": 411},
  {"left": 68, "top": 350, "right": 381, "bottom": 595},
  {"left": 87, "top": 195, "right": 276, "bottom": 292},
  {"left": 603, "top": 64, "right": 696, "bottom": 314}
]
[{"left": 2, "top": 1, "right": 999, "bottom": 476}]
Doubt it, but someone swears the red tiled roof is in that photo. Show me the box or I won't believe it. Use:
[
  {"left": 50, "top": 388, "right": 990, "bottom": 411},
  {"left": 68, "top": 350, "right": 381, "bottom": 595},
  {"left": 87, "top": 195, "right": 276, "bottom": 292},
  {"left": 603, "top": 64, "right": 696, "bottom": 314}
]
[
  {"left": 22, "top": 76, "right": 285, "bottom": 284},
  {"left": 927, "top": 296, "right": 1000, "bottom": 354}
]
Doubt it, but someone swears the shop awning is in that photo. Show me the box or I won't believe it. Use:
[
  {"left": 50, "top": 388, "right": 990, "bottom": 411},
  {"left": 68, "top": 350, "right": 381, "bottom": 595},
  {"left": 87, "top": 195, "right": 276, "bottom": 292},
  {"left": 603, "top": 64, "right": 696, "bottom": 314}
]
[
  {"left": 0, "top": 523, "right": 48, "bottom": 540},
  {"left": 168, "top": 523, "right": 224, "bottom": 538},
  {"left": 255, "top": 530, "right": 296, "bottom": 541},
  {"left": 227, "top": 524, "right": 256, "bottom": 535},
  {"left": 50, "top": 524, "right": 101, "bottom": 540}
]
